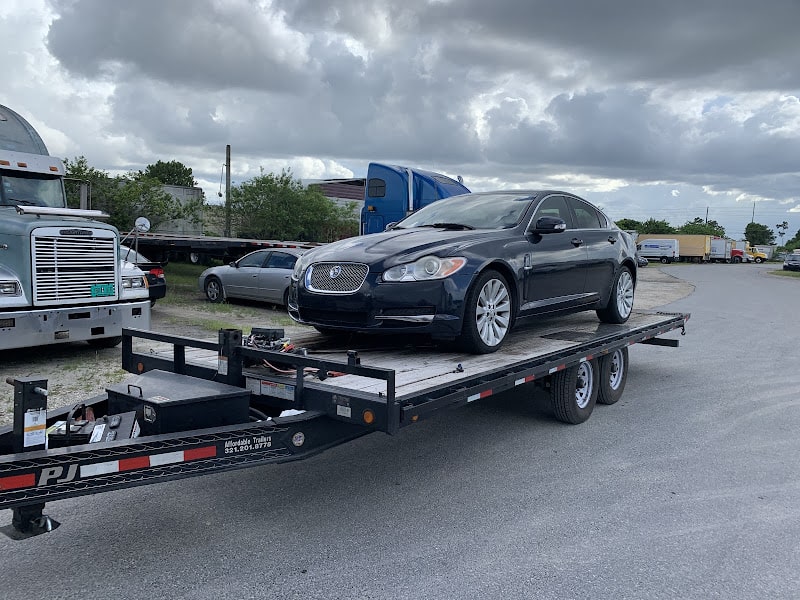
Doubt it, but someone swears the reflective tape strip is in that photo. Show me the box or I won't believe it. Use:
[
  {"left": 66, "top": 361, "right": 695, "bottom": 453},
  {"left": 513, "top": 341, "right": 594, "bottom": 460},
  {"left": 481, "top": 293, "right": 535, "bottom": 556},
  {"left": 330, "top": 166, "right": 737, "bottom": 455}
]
[
  {"left": 467, "top": 390, "right": 493, "bottom": 403},
  {"left": 0, "top": 473, "right": 36, "bottom": 491},
  {"left": 80, "top": 445, "right": 217, "bottom": 479},
  {"left": 548, "top": 365, "right": 566, "bottom": 374},
  {"left": 514, "top": 375, "right": 536, "bottom": 386}
]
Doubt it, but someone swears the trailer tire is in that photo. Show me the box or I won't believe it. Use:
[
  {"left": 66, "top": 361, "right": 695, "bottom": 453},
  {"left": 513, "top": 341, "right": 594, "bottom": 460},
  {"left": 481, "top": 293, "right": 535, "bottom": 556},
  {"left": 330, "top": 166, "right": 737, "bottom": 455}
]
[
  {"left": 551, "top": 359, "right": 598, "bottom": 424},
  {"left": 456, "top": 269, "right": 513, "bottom": 354},
  {"left": 597, "top": 266, "right": 634, "bottom": 324},
  {"left": 87, "top": 336, "right": 123, "bottom": 349},
  {"left": 597, "top": 347, "right": 628, "bottom": 405},
  {"left": 204, "top": 276, "right": 225, "bottom": 303}
]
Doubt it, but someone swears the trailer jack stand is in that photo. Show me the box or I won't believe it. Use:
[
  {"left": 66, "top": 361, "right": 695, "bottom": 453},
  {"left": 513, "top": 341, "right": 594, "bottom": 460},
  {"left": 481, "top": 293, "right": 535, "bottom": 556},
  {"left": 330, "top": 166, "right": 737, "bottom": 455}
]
[{"left": 1, "top": 504, "right": 60, "bottom": 540}]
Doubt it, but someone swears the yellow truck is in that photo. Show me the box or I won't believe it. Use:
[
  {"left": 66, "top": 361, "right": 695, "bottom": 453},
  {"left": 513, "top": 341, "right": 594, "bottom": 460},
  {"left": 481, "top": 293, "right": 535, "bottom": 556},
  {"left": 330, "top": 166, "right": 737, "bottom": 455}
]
[{"left": 637, "top": 234, "right": 711, "bottom": 263}]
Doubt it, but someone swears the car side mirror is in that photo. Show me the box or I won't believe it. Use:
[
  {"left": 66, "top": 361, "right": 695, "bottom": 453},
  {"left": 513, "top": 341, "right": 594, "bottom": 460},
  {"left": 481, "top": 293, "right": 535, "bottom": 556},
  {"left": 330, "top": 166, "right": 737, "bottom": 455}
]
[
  {"left": 385, "top": 222, "right": 398, "bottom": 231},
  {"left": 530, "top": 216, "right": 567, "bottom": 234},
  {"left": 229, "top": 261, "right": 237, "bottom": 268}
]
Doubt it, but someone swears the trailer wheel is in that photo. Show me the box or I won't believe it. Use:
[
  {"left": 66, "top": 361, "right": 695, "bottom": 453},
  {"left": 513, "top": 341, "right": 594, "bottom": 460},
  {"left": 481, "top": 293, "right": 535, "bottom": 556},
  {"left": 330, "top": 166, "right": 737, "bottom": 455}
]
[
  {"left": 204, "top": 276, "right": 225, "bottom": 303},
  {"left": 597, "top": 347, "right": 628, "bottom": 405},
  {"left": 551, "top": 359, "right": 598, "bottom": 424},
  {"left": 596, "top": 266, "right": 634, "bottom": 324},
  {"left": 457, "top": 269, "right": 513, "bottom": 354},
  {"left": 87, "top": 336, "right": 123, "bottom": 349}
]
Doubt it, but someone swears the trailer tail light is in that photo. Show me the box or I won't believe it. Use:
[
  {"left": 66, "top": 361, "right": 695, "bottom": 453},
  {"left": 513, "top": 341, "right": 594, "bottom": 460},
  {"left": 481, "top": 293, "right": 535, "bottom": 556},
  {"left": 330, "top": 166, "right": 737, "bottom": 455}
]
[{"left": 362, "top": 409, "right": 375, "bottom": 425}]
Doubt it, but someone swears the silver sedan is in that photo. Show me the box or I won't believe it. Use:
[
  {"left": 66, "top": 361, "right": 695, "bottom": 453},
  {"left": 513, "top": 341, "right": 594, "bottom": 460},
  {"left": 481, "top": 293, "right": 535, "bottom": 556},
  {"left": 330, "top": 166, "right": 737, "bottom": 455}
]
[{"left": 198, "top": 248, "right": 304, "bottom": 306}]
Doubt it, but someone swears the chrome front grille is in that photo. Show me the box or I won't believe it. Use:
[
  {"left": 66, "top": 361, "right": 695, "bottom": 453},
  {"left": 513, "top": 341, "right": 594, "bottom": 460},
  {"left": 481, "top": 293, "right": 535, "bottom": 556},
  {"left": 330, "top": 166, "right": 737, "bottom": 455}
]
[
  {"left": 32, "top": 227, "right": 119, "bottom": 305},
  {"left": 306, "top": 262, "right": 368, "bottom": 294}
]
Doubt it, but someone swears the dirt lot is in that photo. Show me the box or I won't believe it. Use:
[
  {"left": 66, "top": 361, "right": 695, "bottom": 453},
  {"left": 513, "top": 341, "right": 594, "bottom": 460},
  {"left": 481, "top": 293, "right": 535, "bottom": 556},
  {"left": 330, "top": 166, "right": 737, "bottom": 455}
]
[{"left": 0, "top": 266, "right": 692, "bottom": 426}]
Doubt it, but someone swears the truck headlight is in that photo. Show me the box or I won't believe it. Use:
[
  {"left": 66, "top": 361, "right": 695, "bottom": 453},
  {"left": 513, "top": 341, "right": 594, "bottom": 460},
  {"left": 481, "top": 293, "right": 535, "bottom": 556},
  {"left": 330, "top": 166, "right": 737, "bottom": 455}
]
[
  {"left": 0, "top": 280, "right": 21, "bottom": 296},
  {"left": 383, "top": 256, "right": 467, "bottom": 282},
  {"left": 122, "top": 276, "right": 147, "bottom": 289}
]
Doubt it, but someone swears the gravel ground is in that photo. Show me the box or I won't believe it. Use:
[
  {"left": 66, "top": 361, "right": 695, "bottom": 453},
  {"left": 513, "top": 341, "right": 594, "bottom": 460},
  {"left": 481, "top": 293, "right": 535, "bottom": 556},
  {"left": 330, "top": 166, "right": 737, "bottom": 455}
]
[{"left": 0, "top": 266, "right": 693, "bottom": 426}]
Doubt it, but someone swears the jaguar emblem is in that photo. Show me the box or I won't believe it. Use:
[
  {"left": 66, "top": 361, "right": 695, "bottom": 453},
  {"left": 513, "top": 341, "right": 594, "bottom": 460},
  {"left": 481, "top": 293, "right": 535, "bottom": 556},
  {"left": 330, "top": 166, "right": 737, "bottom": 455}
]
[{"left": 329, "top": 265, "right": 342, "bottom": 279}]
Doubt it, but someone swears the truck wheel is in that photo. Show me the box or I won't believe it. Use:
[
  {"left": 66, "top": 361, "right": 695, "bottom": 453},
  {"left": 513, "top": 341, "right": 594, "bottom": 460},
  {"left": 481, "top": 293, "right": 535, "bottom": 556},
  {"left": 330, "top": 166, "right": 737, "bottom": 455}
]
[
  {"left": 597, "top": 347, "right": 628, "bottom": 405},
  {"left": 87, "top": 336, "right": 123, "bottom": 349},
  {"left": 660, "top": 257, "right": 669, "bottom": 264},
  {"left": 732, "top": 256, "right": 741, "bottom": 264},
  {"left": 456, "top": 269, "right": 513, "bottom": 354},
  {"left": 551, "top": 359, "right": 598, "bottom": 424},
  {"left": 754, "top": 257, "right": 763, "bottom": 264},
  {"left": 204, "top": 276, "right": 225, "bottom": 303},
  {"left": 596, "top": 266, "right": 634, "bottom": 324}
]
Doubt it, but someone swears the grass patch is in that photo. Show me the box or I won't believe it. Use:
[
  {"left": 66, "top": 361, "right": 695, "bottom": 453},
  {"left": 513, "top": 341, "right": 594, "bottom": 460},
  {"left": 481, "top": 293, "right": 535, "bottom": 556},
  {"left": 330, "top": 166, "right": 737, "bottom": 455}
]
[{"left": 769, "top": 269, "right": 800, "bottom": 279}]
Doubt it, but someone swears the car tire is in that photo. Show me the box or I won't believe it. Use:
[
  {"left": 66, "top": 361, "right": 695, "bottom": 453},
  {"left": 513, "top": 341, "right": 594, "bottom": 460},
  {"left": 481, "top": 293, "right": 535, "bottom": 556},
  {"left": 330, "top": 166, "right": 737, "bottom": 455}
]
[
  {"left": 204, "top": 276, "right": 225, "bottom": 303},
  {"left": 87, "top": 336, "right": 123, "bottom": 349},
  {"left": 551, "top": 359, "right": 598, "bottom": 424},
  {"left": 596, "top": 266, "right": 634, "bottom": 324},
  {"left": 456, "top": 269, "right": 513, "bottom": 354},
  {"left": 597, "top": 347, "right": 628, "bottom": 405}
]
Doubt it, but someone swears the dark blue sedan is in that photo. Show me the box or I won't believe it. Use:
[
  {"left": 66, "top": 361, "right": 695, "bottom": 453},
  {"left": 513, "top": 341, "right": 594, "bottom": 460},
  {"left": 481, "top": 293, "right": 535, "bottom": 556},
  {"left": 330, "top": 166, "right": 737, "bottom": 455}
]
[{"left": 288, "top": 191, "right": 637, "bottom": 353}]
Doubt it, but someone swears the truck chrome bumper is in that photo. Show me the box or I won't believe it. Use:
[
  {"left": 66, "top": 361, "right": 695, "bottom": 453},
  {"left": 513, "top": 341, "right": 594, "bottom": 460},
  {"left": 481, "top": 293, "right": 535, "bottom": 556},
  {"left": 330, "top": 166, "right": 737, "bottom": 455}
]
[{"left": 0, "top": 301, "right": 151, "bottom": 350}]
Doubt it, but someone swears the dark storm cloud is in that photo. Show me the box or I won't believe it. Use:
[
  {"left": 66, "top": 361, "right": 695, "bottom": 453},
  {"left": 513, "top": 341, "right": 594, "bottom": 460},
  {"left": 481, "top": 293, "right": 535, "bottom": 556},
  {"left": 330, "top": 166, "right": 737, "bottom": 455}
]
[{"left": 39, "top": 0, "right": 800, "bottom": 220}]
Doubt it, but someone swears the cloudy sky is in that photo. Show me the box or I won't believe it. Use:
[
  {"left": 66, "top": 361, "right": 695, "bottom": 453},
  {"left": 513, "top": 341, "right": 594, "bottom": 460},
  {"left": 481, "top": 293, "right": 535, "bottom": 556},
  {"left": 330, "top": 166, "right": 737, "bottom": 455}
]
[{"left": 2, "top": 0, "right": 800, "bottom": 242}]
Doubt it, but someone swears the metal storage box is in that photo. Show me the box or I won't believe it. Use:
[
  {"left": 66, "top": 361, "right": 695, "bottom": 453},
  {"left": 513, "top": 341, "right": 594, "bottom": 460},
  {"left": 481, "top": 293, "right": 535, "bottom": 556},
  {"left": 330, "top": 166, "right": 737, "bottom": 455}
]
[{"left": 106, "top": 370, "right": 250, "bottom": 436}]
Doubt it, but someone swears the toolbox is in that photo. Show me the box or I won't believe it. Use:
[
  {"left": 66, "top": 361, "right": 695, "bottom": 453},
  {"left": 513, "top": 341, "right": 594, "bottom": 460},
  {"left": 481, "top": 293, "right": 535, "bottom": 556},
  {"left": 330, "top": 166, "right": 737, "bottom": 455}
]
[{"left": 106, "top": 370, "right": 251, "bottom": 436}]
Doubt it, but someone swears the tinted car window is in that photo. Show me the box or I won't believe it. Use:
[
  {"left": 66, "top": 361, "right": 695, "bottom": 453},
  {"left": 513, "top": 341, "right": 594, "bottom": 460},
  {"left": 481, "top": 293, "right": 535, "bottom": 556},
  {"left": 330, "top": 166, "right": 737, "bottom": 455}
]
[
  {"left": 238, "top": 251, "right": 269, "bottom": 268},
  {"left": 567, "top": 196, "right": 603, "bottom": 229},
  {"left": 267, "top": 252, "right": 298, "bottom": 269},
  {"left": 398, "top": 192, "right": 535, "bottom": 230},
  {"left": 533, "top": 195, "right": 574, "bottom": 229}
]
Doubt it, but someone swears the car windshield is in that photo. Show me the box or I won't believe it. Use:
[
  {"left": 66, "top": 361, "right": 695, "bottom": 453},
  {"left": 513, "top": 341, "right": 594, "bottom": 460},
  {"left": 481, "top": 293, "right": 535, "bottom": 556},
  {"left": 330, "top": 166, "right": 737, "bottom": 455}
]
[
  {"left": 396, "top": 193, "right": 536, "bottom": 230},
  {"left": 120, "top": 245, "right": 150, "bottom": 263}
]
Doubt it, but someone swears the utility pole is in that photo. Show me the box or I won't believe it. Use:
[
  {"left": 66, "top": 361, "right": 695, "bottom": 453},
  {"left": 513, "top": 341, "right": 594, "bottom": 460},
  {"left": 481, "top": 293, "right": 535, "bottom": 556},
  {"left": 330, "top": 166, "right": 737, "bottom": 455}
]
[
  {"left": 705, "top": 207, "right": 708, "bottom": 224},
  {"left": 751, "top": 201, "right": 755, "bottom": 223},
  {"left": 224, "top": 144, "right": 231, "bottom": 237}
]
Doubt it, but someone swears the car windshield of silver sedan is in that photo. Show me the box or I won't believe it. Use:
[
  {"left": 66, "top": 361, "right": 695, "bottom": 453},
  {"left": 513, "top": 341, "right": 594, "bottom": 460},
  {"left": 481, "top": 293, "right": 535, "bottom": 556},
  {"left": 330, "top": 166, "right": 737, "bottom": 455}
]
[{"left": 395, "top": 193, "right": 536, "bottom": 230}]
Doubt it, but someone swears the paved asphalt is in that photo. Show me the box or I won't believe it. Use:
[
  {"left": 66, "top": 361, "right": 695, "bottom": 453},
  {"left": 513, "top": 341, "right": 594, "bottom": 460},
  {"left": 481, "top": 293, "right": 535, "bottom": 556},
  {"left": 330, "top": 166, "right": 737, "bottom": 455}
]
[{"left": 2, "top": 263, "right": 799, "bottom": 600}]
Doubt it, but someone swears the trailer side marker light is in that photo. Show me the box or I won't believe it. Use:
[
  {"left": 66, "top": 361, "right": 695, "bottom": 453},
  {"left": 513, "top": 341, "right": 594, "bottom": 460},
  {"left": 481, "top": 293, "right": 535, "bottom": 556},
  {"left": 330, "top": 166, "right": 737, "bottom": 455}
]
[
  {"left": 137, "top": 362, "right": 145, "bottom": 373},
  {"left": 362, "top": 410, "right": 375, "bottom": 425},
  {"left": 16, "top": 162, "right": 28, "bottom": 168},
  {"left": 467, "top": 389, "right": 492, "bottom": 403},
  {"left": 514, "top": 375, "right": 535, "bottom": 386},
  {"left": 0, "top": 473, "right": 36, "bottom": 491}
]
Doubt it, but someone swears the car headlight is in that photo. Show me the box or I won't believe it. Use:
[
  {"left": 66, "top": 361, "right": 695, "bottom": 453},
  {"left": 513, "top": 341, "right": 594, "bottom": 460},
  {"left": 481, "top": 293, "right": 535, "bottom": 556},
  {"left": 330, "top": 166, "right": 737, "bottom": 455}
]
[
  {"left": 122, "top": 276, "right": 147, "bottom": 289},
  {"left": 0, "top": 280, "right": 21, "bottom": 296},
  {"left": 383, "top": 256, "right": 467, "bottom": 282}
]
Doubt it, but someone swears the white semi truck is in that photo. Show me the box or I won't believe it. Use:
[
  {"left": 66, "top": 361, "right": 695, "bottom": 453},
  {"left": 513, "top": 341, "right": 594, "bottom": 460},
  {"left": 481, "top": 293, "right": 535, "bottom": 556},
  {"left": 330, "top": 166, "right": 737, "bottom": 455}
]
[{"left": 0, "top": 104, "right": 150, "bottom": 350}]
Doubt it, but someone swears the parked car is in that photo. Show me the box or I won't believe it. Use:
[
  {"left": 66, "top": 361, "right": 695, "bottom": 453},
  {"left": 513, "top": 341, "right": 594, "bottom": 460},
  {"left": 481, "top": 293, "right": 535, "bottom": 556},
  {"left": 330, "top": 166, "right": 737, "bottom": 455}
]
[
  {"left": 783, "top": 253, "right": 800, "bottom": 272},
  {"left": 120, "top": 245, "right": 166, "bottom": 306},
  {"left": 288, "top": 190, "right": 637, "bottom": 353},
  {"left": 636, "top": 254, "right": 649, "bottom": 267},
  {"left": 199, "top": 247, "right": 305, "bottom": 306}
]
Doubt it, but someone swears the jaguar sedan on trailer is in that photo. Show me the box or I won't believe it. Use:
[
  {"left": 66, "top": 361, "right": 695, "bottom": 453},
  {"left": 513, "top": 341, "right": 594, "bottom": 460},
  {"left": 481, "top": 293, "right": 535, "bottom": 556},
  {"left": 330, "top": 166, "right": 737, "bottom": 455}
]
[{"left": 288, "top": 190, "right": 637, "bottom": 353}]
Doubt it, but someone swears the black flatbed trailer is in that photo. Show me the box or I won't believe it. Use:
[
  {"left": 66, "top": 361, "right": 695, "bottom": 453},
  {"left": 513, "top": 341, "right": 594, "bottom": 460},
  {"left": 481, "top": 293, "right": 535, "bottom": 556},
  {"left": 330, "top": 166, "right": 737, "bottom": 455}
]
[
  {"left": 131, "top": 232, "right": 322, "bottom": 264},
  {"left": 0, "top": 310, "right": 688, "bottom": 539}
]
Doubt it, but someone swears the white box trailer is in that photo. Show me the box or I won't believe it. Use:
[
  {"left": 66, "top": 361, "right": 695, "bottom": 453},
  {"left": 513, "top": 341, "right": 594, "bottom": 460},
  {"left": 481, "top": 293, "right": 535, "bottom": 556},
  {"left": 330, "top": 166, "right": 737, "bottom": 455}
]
[{"left": 637, "top": 238, "right": 679, "bottom": 263}]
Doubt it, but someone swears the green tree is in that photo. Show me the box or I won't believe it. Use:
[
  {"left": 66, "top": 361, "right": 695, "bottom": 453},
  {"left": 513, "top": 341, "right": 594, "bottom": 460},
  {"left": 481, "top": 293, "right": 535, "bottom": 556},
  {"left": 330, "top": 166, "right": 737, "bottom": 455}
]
[
  {"left": 140, "top": 160, "right": 196, "bottom": 187},
  {"left": 744, "top": 222, "right": 775, "bottom": 246},
  {"left": 230, "top": 169, "right": 358, "bottom": 242},
  {"left": 639, "top": 218, "right": 675, "bottom": 234},
  {"left": 676, "top": 217, "right": 726, "bottom": 237},
  {"left": 614, "top": 218, "right": 642, "bottom": 232}
]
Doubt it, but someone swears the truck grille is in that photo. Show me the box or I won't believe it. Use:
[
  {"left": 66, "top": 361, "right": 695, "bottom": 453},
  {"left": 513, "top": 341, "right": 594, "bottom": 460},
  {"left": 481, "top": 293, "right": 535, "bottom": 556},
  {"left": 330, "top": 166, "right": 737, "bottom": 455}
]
[
  {"left": 32, "top": 228, "right": 119, "bottom": 305},
  {"left": 306, "top": 262, "right": 368, "bottom": 294}
]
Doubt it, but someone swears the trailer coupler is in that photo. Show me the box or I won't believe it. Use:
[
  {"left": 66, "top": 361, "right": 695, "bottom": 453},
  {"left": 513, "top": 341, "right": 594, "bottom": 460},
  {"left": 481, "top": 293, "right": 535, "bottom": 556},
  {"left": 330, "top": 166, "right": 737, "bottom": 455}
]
[{"left": 1, "top": 503, "right": 60, "bottom": 540}]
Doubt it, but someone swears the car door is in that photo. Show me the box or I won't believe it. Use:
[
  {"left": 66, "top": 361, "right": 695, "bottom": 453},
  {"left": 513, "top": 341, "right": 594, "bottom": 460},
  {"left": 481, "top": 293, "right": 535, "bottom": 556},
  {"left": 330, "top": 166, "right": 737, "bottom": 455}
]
[
  {"left": 522, "top": 194, "right": 589, "bottom": 313},
  {"left": 225, "top": 250, "right": 270, "bottom": 299},
  {"left": 256, "top": 251, "right": 298, "bottom": 304},
  {"left": 565, "top": 195, "right": 618, "bottom": 302}
]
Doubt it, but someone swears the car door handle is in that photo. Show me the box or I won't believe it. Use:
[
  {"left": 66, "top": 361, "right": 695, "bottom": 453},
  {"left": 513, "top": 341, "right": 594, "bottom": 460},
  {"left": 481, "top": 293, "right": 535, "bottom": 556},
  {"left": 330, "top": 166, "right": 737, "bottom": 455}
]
[
  {"left": 571, "top": 238, "right": 583, "bottom": 247},
  {"left": 608, "top": 236, "right": 617, "bottom": 244}
]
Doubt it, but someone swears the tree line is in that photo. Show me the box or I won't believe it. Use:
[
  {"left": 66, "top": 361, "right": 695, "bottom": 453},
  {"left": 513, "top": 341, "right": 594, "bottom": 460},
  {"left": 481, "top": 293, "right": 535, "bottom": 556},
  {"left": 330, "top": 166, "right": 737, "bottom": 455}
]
[
  {"left": 616, "top": 216, "right": 800, "bottom": 250},
  {"left": 64, "top": 158, "right": 359, "bottom": 243}
]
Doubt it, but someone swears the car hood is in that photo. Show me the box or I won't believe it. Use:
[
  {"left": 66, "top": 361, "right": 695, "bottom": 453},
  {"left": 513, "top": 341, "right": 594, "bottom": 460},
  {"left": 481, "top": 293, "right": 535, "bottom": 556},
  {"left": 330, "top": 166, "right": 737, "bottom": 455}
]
[{"left": 304, "top": 228, "right": 507, "bottom": 267}]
